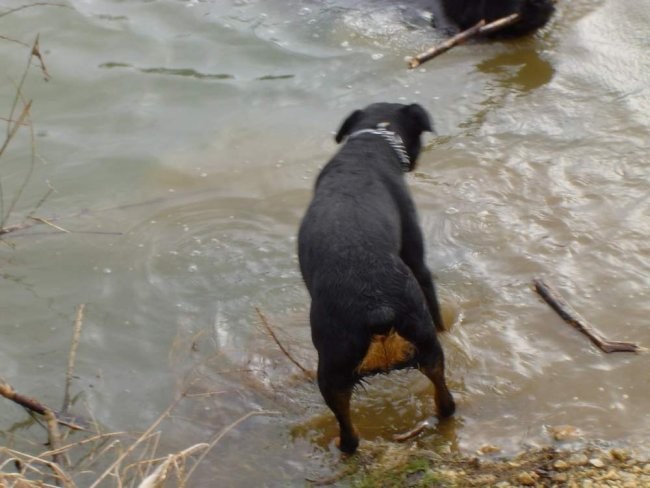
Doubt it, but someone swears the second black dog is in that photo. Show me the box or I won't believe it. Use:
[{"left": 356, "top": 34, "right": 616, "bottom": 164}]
[
  {"left": 440, "top": 0, "right": 556, "bottom": 37},
  {"left": 298, "top": 103, "right": 455, "bottom": 454}
]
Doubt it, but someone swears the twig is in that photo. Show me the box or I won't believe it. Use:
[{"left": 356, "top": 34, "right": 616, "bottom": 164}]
[
  {"left": 31, "top": 34, "right": 51, "bottom": 81},
  {"left": 0, "top": 220, "right": 33, "bottom": 235},
  {"left": 39, "top": 432, "right": 127, "bottom": 459},
  {"left": 27, "top": 184, "right": 55, "bottom": 218},
  {"left": 408, "top": 20, "right": 485, "bottom": 69},
  {"left": 0, "top": 378, "right": 50, "bottom": 415},
  {"left": 393, "top": 419, "right": 434, "bottom": 442},
  {"left": 408, "top": 13, "right": 520, "bottom": 69},
  {"left": 5, "top": 66, "right": 38, "bottom": 225},
  {"left": 0, "top": 116, "right": 30, "bottom": 125},
  {"left": 136, "top": 443, "right": 208, "bottom": 488},
  {"left": 254, "top": 307, "right": 315, "bottom": 381},
  {"left": 0, "top": 2, "right": 69, "bottom": 19},
  {"left": 0, "top": 378, "right": 87, "bottom": 430},
  {"left": 3, "top": 34, "right": 37, "bottom": 146},
  {"left": 533, "top": 278, "right": 647, "bottom": 354},
  {"left": 2, "top": 94, "right": 36, "bottom": 227},
  {"left": 1, "top": 187, "right": 210, "bottom": 237},
  {"left": 0, "top": 35, "right": 31, "bottom": 47},
  {"left": 0, "top": 99, "right": 31, "bottom": 160},
  {"left": 477, "top": 12, "right": 522, "bottom": 35},
  {"left": 74, "top": 438, "right": 121, "bottom": 473},
  {"left": 44, "top": 409, "right": 64, "bottom": 469},
  {"left": 1, "top": 447, "right": 75, "bottom": 488},
  {"left": 29, "top": 216, "right": 70, "bottom": 233},
  {"left": 0, "top": 220, "right": 121, "bottom": 237},
  {"left": 63, "top": 304, "right": 85, "bottom": 413},
  {"left": 0, "top": 35, "right": 52, "bottom": 238},
  {"left": 16, "top": 229, "right": 123, "bottom": 237},
  {"left": 1, "top": 35, "right": 38, "bottom": 230},
  {"left": 184, "top": 410, "right": 280, "bottom": 483},
  {"left": 120, "top": 430, "right": 162, "bottom": 484}
]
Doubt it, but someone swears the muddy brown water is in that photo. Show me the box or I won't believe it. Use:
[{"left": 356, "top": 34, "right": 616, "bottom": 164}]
[{"left": 1, "top": 0, "right": 649, "bottom": 485}]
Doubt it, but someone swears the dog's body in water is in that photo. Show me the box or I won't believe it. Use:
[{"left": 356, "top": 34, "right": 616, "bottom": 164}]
[
  {"left": 439, "top": 0, "right": 556, "bottom": 37},
  {"left": 298, "top": 103, "right": 455, "bottom": 454}
]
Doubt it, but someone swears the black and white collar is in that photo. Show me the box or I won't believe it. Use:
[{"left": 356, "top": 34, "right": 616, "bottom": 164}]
[{"left": 346, "top": 123, "right": 411, "bottom": 172}]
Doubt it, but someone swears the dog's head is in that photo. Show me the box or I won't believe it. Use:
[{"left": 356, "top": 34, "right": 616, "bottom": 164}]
[{"left": 335, "top": 103, "right": 434, "bottom": 171}]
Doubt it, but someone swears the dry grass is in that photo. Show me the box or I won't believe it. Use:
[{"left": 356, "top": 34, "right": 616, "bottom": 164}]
[
  {"left": 0, "top": 407, "right": 277, "bottom": 488},
  {"left": 0, "top": 304, "right": 280, "bottom": 487},
  {"left": 1, "top": 5, "right": 60, "bottom": 240}
]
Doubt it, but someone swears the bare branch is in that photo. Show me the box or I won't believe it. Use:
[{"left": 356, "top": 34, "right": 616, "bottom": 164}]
[
  {"left": 29, "top": 216, "right": 70, "bottom": 233},
  {"left": 63, "top": 304, "right": 86, "bottom": 413},
  {"left": 0, "top": 2, "right": 69, "bottom": 19},
  {"left": 0, "top": 378, "right": 87, "bottom": 431},
  {"left": 0, "top": 35, "right": 30, "bottom": 47},
  {"left": 533, "top": 278, "right": 647, "bottom": 354},
  {"left": 255, "top": 307, "right": 315, "bottom": 381}
]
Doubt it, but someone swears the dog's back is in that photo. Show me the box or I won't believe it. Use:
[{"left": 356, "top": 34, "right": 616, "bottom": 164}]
[
  {"left": 299, "top": 135, "right": 408, "bottom": 305},
  {"left": 299, "top": 102, "right": 430, "bottom": 307}
]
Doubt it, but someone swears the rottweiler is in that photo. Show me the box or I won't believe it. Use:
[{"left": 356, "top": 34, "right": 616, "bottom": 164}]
[{"left": 298, "top": 103, "right": 455, "bottom": 454}]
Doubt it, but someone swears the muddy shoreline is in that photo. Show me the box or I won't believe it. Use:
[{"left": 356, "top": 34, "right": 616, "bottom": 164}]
[{"left": 318, "top": 441, "right": 650, "bottom": 487}]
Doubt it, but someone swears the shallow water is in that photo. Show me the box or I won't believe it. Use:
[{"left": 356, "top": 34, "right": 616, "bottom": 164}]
[{"left": 1, "top": 0, "right": 649, "bottom": 485}]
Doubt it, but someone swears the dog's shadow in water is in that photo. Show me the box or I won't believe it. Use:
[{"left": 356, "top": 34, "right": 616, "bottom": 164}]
[{"left": 477, "top": 43, "right": 555, "bottom": 92}]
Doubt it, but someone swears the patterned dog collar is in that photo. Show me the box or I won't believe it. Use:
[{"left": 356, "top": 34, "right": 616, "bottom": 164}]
[{"left": 347, "top": 124, "right": 411, "bottom": 172}]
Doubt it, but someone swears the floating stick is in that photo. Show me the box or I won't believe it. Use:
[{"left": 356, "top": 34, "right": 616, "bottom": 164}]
[{"left": 533, "top": 278, "right": 646, "bottom": 354}]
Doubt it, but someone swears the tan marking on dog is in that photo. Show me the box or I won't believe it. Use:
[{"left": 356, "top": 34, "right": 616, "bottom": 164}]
[{"left": 356, "top": 330, "right": 416, "bottom": 375}]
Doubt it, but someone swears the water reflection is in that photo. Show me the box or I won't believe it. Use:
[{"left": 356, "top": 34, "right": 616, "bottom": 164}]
[
  {"left": 99, "top": 62, "right": 236, "bottom": 80},
  {"left": 477, "top": 43, "right": 554, "bottom": 91}
]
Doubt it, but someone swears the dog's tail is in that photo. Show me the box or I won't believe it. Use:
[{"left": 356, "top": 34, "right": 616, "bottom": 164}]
[
  {"left": 354, "top": 306, "right": 416, "bottom": 375},
  {"left": 366, "top": 306, "right": 397, "bottom": 334}
]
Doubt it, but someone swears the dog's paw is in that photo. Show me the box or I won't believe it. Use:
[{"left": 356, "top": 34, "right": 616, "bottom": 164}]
[
  {"left": 437, "top": 394, "right": 456, "bottom": 419},
  {"left": 335, "top": 435, "right": 360, "bottom": 454}
]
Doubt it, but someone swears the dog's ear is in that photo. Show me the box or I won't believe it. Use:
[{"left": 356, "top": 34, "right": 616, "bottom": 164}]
[
  {"left": 335, "top": 109, "right": 364, "bottom": 143},
  {"left": 404, "top": 103, "right": 434, "bottom": 133}
]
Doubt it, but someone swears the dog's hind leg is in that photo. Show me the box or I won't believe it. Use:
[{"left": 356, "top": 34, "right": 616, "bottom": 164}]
[
  {"left": 317, "top": 360, "right": 359, "bottom": 454},
  {"left": 396, "top": 308, "right": 456, "bottom": 419},
  {"left": 419, "top": 349, "right": 456, "bottom": 419}
]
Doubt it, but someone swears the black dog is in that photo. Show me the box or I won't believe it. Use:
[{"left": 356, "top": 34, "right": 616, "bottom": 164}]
[
  {"left": 298, "top": 103, "right": 455, "bottom": 454},
  {"left": 440, "top": 0, "right": 555, "bottom": 37}
]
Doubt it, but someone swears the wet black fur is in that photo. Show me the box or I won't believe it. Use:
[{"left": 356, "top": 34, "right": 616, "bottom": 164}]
[
  {"left": 298, "top": 103, "right": 455, "bottom": 453},
  {"left": 440, "top": 0, "right": 555, "bottom": 37}
]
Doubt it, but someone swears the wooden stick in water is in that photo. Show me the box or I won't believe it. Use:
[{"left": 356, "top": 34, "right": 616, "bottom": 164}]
[
  {"left": 533, "top": 278, "right": 646, "bottom": 354},
  {"left": 393, "top": 419, "right": 434, "bottom": 442},
  {"left": 255, "top": 307, "right": 315, "bottom": 381},
  {"left": 0, "top": 378, "right": 87, "bottom": 430},
  {"left": 408, "top": 13, "right": 520, "bottom": 69},
  {"left": 63, "top": 304, "right": 85, "bottom": 413}
]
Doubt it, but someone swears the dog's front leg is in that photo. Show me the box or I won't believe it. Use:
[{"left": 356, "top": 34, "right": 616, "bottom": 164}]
[
  {"left": 413, "top": 266, "right": 445, "bottom": 332},
  {"left": 400, "top": 222, "right": 445, "bottom": 332}
]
